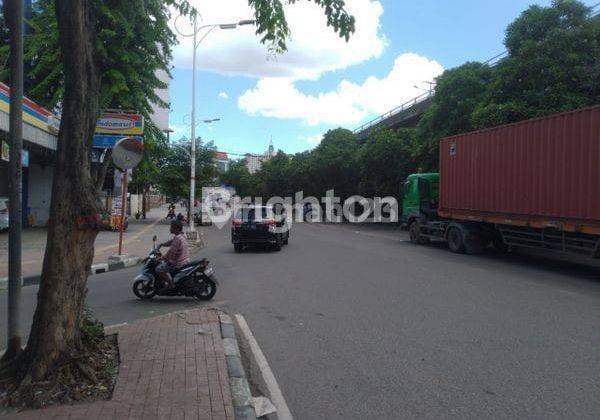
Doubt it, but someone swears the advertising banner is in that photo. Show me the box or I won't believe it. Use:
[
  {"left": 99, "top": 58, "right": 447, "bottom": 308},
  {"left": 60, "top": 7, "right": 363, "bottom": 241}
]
[
  {"left": 93, "top": 135, "right": 143, "bottom": 149},
  {"left": 95, "top": 113, "right": 144, "bottom": 136}
]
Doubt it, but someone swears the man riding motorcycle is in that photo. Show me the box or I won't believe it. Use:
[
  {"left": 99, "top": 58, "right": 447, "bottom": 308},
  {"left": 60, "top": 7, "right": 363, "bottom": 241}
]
[{"left": 156, "top": 220, "right": 190, "bottom": 289}]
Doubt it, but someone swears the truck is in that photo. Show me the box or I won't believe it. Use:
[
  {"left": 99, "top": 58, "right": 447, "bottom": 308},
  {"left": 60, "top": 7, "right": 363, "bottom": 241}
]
[{"left": 401, "top": 105, "right": 600, "bottom": 259}]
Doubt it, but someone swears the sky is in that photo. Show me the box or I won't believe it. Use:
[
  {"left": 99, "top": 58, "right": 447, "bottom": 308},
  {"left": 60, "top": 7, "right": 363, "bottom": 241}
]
[{"left": 167, "top": 0, "right": 596, "bottom": 157}]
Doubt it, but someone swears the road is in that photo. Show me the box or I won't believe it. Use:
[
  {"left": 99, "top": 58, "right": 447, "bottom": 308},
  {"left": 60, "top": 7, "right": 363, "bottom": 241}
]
[{"left": 2, "top": 222, "right": 600, "bottom": 419}]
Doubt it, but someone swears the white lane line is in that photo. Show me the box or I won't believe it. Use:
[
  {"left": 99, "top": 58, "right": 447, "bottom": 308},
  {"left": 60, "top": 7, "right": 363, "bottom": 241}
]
[{"left": 235, "top": 314, "right": 293, "bottom": 420}]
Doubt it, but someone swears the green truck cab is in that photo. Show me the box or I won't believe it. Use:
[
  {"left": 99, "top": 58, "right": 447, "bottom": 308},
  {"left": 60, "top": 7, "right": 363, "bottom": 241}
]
[{"left": 401, "top": 173, "right": 440, "bottom": 226}]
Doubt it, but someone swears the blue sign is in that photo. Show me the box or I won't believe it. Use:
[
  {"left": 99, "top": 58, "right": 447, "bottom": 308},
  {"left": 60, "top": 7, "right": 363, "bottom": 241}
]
[{"left": 93, "top": 135, "right": 143, "bottom": 149}]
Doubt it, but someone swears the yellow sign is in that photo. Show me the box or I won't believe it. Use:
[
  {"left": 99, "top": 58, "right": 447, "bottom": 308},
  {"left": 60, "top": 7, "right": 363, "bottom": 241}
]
[{"left": 1, "top": 141, "right": 8, "bottom": 162}]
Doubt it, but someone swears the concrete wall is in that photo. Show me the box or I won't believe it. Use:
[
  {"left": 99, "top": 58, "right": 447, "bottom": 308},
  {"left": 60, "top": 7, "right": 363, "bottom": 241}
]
[{"left": 27, "top": 163, "right": 53, "bottom": 226}]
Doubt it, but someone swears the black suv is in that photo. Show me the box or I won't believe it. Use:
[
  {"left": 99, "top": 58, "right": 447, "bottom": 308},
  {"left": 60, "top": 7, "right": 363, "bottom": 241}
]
[{"left": 231, "top": 205, "right": 290, "bottom": 252}]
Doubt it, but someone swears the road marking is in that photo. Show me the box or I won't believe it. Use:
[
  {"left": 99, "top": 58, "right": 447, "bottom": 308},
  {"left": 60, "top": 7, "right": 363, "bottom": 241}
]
[
  {"left": 96, "top": 216, "right": 162, "bottom": 253},
  {"left": 104, "top": 321, "right": 128, "bottom": 330},
  {"left": 235, "top": 314, "right": 293, "bottom": 420}
]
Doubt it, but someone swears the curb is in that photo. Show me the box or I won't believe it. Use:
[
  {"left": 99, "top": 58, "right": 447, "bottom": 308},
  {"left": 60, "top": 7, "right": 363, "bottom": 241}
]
[
  {"left": 219, "top": 313, "right": 257, "bottom": 420},
  {"left": 0, "top": 256, "right": 142, "bottom": 289}
]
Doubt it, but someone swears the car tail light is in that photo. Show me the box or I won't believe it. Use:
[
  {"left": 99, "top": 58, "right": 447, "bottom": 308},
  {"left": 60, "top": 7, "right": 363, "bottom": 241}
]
[{"left": 263, "top": 219, "right": 276, "bottom": 225}]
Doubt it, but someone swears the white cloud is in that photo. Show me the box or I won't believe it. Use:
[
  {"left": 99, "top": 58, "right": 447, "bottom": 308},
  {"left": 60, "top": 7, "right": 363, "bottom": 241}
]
[
  {"left": 172, "top": 0, "right": 386, "bottom": 80},
  {"left": 170, "top": 124, "right": 189, "bottom": 141},
  {"left": 238, "top": 53, "right": 444, "bottom": 126},
  {"left": 304, "top": 134, "right": 323, "bottom": 146},
  {"left": 218, "top": 91, "right": 229, "bottom": 99}
]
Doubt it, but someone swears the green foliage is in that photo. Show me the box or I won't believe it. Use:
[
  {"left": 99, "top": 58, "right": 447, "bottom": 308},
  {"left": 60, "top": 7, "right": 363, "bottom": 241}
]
[
  {"left": 472, "top": 0, "right": 600, "bottom": 127},
  {"left": 221, "top": 1, "right": 599, "bottom": 203},
  {"left": 249, "top": 0, "right": 355, "bottom": 52},
  {"left": 414, "top": 62, "right": 493, "bottom": 170},
  {"left": 156, "top": 138, "right": 217, "bottom": 201},
  {"left": 358, "top": 128, "right": 417, "bottom": 198},
  {"left": 220, "top": 160, "right": 260, "bottom": 198},
  {"left": 80, "top": 307, "right": 105, "bottom": 344},
  {"left": 414, "top": 0, "right": 599, "bottom": 169}
]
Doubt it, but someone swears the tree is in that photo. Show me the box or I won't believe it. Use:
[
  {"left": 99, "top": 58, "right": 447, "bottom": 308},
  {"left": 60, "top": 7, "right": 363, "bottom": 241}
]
[
  {"left": 0, "top": 0, "right": 356, "bottom": 399},
  {"left": 472, "top": 0, "right": 600, "bottom": 127},
  {"left": 257, "top": 151, "right": 292, "bottom": 197},
  {"left": 220, "top": 160, "right": 260, "bottom": 198},
  {"left": 308, "top": 128, "right": 361, "bottom": 201},
  {"left": 129, "top": 125, "right": 169, "bottom": 218},
  {"left": 358, "top": 128, "right": 417, "bottom": 198},
  {"left": 413, "top": 62, "right": 493, "bottom": 170},
  {"left": 156, "top": 138, "right": 217, "bottom": 201}
]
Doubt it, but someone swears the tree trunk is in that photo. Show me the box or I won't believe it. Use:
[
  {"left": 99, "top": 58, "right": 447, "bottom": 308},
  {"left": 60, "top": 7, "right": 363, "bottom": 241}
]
[
  {"left": 142, "top": 189, "right": 147, "bottom": 219},
  {"left": 20, "top": 0, "right": 101, "bottom": 381}
]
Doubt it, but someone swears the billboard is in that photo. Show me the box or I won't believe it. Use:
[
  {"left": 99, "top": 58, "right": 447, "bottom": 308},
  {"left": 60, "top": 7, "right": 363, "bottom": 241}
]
[
  {"left": 93, "top": 112, "right": 144, "bottom": 149},
  {"left": 95, "top": 113, "right": 143, "bottom": 136}
]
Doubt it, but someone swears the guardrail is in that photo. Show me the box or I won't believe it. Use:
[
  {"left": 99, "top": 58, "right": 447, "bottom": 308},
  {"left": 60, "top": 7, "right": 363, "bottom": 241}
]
[{"left": 353, "top": 90, "right": 433, "bottom": 134}]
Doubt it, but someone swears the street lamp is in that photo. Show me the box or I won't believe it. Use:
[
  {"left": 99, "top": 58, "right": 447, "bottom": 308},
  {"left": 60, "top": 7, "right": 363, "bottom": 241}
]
[
  {"left": 177, "top": 15, "right": 255, "bottom": 231},
  {"left": 413, "top": 81, "right": 436, "bottom": 95}
]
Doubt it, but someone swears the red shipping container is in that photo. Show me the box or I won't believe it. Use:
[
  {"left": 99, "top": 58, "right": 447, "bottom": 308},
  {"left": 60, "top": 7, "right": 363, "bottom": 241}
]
[{"left": 438, "top": 106, "right": 600, "bottom": 234}]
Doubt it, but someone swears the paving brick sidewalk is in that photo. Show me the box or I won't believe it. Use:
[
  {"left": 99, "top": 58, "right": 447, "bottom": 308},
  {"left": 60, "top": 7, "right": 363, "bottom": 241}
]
[{"left": 6, "top": 308, "right": 235, "bottom": 420}]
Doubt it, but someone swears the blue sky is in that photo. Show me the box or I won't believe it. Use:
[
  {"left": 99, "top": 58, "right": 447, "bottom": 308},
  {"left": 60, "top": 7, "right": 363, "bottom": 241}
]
[{"left": 167, "top": 0, "right": 596, "bottom": 157}]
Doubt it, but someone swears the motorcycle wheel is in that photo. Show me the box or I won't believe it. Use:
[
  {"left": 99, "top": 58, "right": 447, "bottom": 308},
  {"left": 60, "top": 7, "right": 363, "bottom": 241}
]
[
  {"left": 133, "top": 279, "right": 156, "bottom": 299},
  {"left": 195, "top": 278, "right": 217, "bottom": 301}
]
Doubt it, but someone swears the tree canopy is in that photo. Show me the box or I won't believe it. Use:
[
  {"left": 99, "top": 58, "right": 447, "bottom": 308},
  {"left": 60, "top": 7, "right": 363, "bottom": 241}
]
[{"left": 221, "top": 0, "right": 599, "bottom": 201}]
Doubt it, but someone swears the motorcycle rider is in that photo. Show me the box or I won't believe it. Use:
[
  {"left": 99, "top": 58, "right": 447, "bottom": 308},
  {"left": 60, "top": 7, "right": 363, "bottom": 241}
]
[
  {"left": 156, "top": 220, "right": 190, "bottom": 289},
  {"left": 166, "top": 202, "right": 176, "bottom": 220}
]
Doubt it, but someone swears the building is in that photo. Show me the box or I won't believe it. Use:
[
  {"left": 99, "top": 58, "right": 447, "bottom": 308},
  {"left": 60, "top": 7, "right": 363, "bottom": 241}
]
[
  {"left": 213, "top": 151, "right": 230, "bottom": 173},
  {"left": 0, "top": 82, "right": 59, "bottom": 227},
  {"left": 149, "top": 68, "right": 170, "bottom": 132},
  {"left": 244, "top": 139, "right": 276, "bottom": 174}
]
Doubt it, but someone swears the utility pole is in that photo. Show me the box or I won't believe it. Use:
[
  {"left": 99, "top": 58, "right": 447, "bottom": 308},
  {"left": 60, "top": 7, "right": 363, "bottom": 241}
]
[
  {"left": 189, "top": 15, "right": 197, "bottom": 231},
  {"left": 3, "top": 0, "right": 24, "bottom": 361}
]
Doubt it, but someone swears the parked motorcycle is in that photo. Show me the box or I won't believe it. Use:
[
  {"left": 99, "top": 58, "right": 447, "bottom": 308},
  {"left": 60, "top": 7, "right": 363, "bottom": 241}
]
[{"left": 132, "top": 235, "right": 217, "bottom": 300}]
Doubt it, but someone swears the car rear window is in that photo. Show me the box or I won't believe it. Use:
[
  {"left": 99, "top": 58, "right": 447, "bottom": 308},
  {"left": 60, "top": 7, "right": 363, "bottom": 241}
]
[{"left": 235, "top": 207, "right": 271, "bottom": 221}]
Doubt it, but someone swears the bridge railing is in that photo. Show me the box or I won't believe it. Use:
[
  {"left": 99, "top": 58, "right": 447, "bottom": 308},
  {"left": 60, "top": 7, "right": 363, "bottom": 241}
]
[{"left": 353, "top": 90, "right": 434, "bottom": 134}]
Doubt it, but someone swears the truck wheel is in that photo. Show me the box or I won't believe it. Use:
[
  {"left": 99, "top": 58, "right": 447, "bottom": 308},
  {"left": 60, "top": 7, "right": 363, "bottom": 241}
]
[
  {"left": 409, "top": 221, "right": 430, "bottom": 245},
  {"left": 464, "top": 233, "right": 485, "bottom": 255},
  {"left": 491, "top": 235, "right": 509, "bottom": 253},
  {"left": 446, "top": 226, "right": 466, "bottom": 253}
]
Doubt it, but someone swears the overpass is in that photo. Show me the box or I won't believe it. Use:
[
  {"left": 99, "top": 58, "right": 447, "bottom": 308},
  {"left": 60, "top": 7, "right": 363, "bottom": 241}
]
[
  {"left": 352, "top": 49, "right": 513, "bottom": 139},
  {"left": 353, "top": 91, "right": 434, "bottom": 139}
]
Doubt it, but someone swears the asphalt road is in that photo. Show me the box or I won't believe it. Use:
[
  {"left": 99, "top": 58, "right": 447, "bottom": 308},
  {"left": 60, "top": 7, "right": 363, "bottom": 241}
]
[{"left": 2, "top": 222, "right": 600, "bottom": 419}]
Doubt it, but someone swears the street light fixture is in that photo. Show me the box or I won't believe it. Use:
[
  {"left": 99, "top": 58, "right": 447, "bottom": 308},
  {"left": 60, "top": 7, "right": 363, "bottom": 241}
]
[
  {"left": 177, "top": 15, "right": 254, "bottom": 232},
  {"left": 413, "top": 81, "right": 436, "bottom": 94}
]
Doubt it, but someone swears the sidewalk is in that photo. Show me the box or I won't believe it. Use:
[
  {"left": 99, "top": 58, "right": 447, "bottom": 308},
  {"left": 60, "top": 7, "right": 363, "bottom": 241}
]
[
  {"left": 6, "top": 309, "right": 243, "bottom": 420},
  {"left": 0, "top": 205, "right": 176, "bottom": 279}
]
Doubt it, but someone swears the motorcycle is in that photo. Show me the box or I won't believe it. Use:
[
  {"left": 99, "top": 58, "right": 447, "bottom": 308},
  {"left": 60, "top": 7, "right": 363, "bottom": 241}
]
[
  {"left": 132, "top": 235, "right": 217, "bottom": 300},
  {"left": 166, "top": 208, "right": 176, "bottom": 220}
]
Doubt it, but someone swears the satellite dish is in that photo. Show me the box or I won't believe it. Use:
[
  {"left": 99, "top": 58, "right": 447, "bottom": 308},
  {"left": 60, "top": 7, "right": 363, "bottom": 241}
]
[{"left": 112, "top": 137, "right": 144, "bottom": 170}]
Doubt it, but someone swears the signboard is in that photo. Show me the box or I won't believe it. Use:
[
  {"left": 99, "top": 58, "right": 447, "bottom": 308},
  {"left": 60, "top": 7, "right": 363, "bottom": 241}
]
[
  {"left": 1, "top": 141, "right": 7, "bottom": 162},
  {"left": 0, "top": 82, "right": 59, "bottom": 135},
  {"left": 1, "top": 141, "right": 29, "bottom": 167},
  {"left": 22, "top": 149, "right": 29, "bottom": 167},
  {"left": 93, "top": 134, "right": 143, "bottom": 149},
  {"left": 95, "top": 113, "right": 143, "bottom": 136}
]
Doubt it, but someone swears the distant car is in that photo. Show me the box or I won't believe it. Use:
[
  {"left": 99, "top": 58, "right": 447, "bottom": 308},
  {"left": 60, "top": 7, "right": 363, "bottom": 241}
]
[
  {"left": 231, "top": 205, "right": 290, "bottom": 252},
  {"left": 0, "top": 197, "right": 8, "bottom": 232}
]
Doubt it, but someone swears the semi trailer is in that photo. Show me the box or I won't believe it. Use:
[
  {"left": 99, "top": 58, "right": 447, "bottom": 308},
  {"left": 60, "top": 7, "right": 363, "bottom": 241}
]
[{"left": 402, "top": 105, "right": 600, "bottom": 259}]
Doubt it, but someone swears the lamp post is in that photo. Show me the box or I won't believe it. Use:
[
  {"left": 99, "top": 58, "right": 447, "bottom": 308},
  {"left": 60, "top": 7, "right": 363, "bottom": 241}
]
[
  {"left": 187, "top": 117, "right": 220, "bottom": 224},
  {"left": 413, "top": 81, "right": 436, "bottom": 95},
  {"left": 182, "top": 16, "right": 254, "bottom": 231}
]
